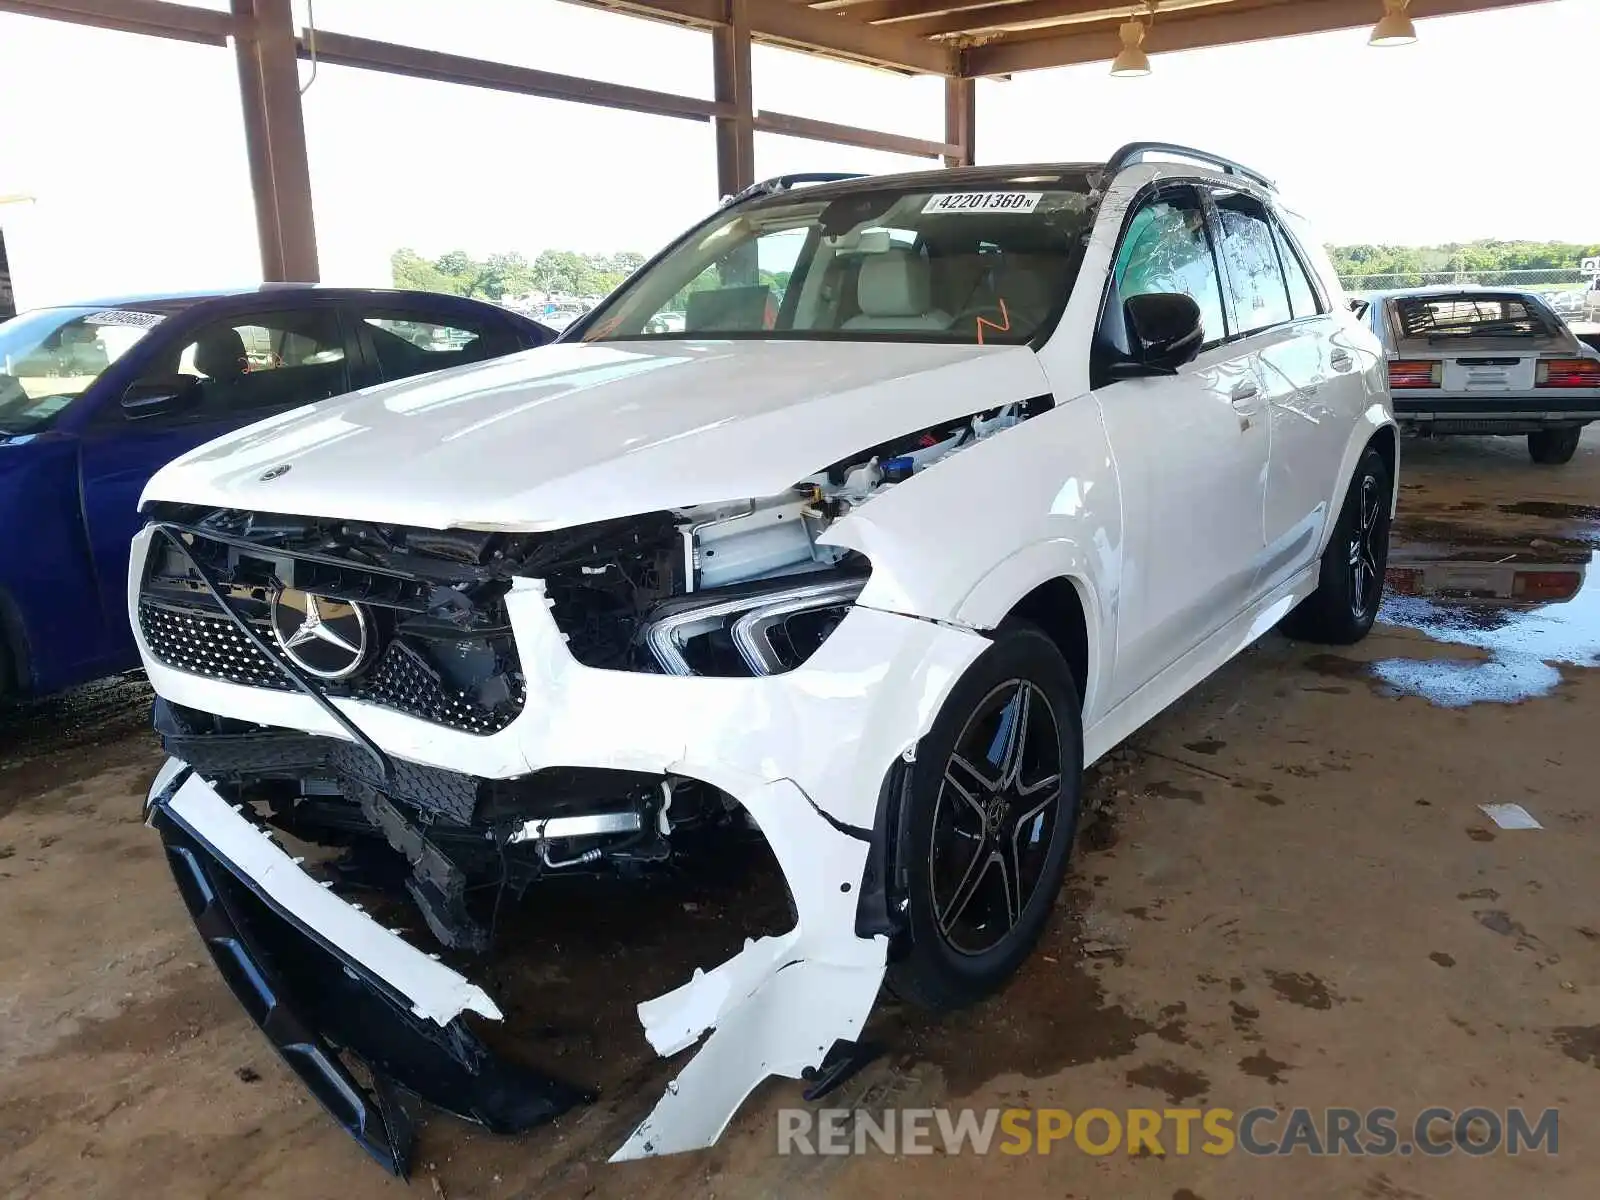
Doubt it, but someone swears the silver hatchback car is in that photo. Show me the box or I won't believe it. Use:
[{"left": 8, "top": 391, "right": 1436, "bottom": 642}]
[{"left": 1364, "top": 286, "right": 1600, "bottom": 463}]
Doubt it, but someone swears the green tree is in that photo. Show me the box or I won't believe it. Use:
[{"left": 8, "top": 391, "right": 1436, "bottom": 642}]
[
  {"left": 390, "top": 248, "right": 458, "bottom": 295},
  {"left": 436, "top": 250, "right": 473, "bottom": 278},
  {"left": 476, "top": 251, "right": 535, "bottom": 301},
  {"left": 531, "top": 249, "right": 588, "bottom": 295},
  {"left": 1329, "top": 238, "right": 1600, "bottom": 285}
]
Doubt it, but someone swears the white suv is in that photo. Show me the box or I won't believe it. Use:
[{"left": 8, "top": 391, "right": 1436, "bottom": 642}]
[{"left": 132, "top": 144, "right": 1394, "bottom": 1175}]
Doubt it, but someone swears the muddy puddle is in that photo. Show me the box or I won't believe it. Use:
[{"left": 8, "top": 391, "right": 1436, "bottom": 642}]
[{"left": 1373, "top": 525, "right": 1600, "bottom": 705}]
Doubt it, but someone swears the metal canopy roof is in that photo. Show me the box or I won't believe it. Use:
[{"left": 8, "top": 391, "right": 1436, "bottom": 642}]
[
  {"left": 575, "top": 0, "right": 1552, "bottom": 75},
  {"left": 0, "top": 0, "right": 1559, "bottom": 287}
]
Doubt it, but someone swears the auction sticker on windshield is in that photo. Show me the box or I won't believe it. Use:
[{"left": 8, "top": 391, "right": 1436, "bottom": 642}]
[{"left": 922, "top": 192, "right": 1042, "bottom": 215}]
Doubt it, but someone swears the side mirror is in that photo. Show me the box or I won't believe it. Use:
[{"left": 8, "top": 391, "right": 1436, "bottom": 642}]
[
  {"left": 1347, "top": 296, "right": 1371, "bottom": 320},
  {"left": 122, "top": 377, "right": 200, "bottom": 419},
  {"left": 1113, "top": 292, "right": 1204, "bottom": 378}
]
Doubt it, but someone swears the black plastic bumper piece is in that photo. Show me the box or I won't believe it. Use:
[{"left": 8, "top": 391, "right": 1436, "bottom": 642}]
[
  {"left": 150, "top": 800, "right": 593, "bottom": 1176},
  {"left": 1394, "top": 395, "right": 1600, "bottom": 421}
]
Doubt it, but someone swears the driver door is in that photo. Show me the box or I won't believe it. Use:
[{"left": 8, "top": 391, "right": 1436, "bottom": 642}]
[{"left": 1092, "top": 184, "right": 1270, "bottom": 706}]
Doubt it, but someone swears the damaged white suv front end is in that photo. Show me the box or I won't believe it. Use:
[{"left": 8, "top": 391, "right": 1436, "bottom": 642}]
[
  {"left": 134, "top": 341, "right": 1050, "bottom": 1174},
  {"left": 133, "top": 153, "right": 1394, "bottom": 1175}
]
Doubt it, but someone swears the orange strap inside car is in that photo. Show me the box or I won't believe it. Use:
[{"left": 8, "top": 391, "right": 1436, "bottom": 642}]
[{"left": 975, "top": 297, "right": 1011, "bottom": 346}]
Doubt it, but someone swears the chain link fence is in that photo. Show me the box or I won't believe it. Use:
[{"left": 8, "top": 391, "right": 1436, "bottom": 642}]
[
  {"left": 1339, "top": 268, "right": 1598, "bottom": 322},
  {"left": 1339, "top": 267, "right": 1589, "bottom": 291}
]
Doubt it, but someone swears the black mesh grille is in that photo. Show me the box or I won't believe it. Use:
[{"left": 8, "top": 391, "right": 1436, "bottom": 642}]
[
  {"left": 139, "top": 602, "right": 292, "bottom": 691},
  {"left": 354, "top": 640, "right": 526, "bottom": 735},
  {"left": 138, "top": 601, "right": 524, "bottom": 736}
]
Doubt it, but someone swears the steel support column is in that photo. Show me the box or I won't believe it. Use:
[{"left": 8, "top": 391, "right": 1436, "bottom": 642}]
[
  {"left": 712, "top": 0, "right": 755, "bottom": 198},
  {"left": 232, "top": 0, "right": 318, "bottom": 281},
  {"left": 943, "top": 75, "right": 974, "bottom": 167}
]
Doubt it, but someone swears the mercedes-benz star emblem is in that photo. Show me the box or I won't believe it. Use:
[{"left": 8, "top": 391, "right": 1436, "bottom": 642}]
[{"left": 269, "top": 591, "right": 372, "bottom": 680}]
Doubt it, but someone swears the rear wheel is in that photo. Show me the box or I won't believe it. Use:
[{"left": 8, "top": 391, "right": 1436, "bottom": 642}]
[
  {"left": 1528, "top": 426, "right": 1581, "bottom": 465},
  {"left": 887, "top": 624, "right": 1082, "bottom": 1013},
  {"left": 1282, "top": 446, "right": 1391, "bottom": 646}
]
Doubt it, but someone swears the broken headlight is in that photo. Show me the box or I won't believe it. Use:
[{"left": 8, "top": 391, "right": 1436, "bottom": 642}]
[{"left": 642, "top": 574, "right": 867, "bottom": 677}]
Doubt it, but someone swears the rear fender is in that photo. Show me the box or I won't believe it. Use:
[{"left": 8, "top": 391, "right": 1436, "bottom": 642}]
[{"left": 1323, "top": 407, "right": 1399, "bottom": 558}]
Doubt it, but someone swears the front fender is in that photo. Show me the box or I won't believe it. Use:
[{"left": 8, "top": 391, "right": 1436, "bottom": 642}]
[
  {"left": 948, "top": 540, "right": 1110, "bottom": 718},
  {"left": 821, "top": 392, "right": 1122, "bottom": 718}
]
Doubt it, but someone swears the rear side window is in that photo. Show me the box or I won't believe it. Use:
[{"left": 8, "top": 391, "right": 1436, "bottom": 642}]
[
  {"left": 1392, "top": 295, "right": 1555, "bottom": 340},
  {"left": 156, "top": 308, "right": 350, "bottom": 415},
  {"left": 1113, "top": 188, "right": 1229, "bottom": 348},
  {"left": 1212, "top": 192, "right": 1291, "bottom": 335},
  {"left": 359, "top": 311, "right": 518, "bottom": 382},
  {"left": 1271, "top": 222, "right": 1322, "bottom": 318}
]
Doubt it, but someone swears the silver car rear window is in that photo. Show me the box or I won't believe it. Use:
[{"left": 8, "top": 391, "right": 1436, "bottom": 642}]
[{"left": 1393, "top": 294, "right": 1554, "bottom": 340}]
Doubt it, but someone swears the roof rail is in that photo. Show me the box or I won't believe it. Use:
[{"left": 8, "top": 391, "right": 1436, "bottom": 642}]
[
  {"left": 722, "top": 172, "right": 869, "bottom": 208},
  {"left": 1102, "top": 142, "right": 1275, "bottom": 190}
]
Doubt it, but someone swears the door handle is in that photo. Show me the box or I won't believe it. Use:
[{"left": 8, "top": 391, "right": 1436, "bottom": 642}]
[
  {"left": 1329, "top": 349, "right": 1354, "bottom": 371},
  {"left": 1230, "top": 380, "right": 1261, "bottom": 430}
]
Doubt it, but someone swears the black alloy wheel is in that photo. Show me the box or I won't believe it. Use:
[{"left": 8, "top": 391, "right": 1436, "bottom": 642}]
[
  {"left": 930, "top": 679, "right": 1064, "bottom": 956},
  {"left": 1348, "top": 470, "right": 1385, "bottom": 623},
  {"left": 888, "top": 623, "right": 1082, "bottom": 1012},
  {"left": 1282, "top": 444, "right": 1392, "bottom": 646}
]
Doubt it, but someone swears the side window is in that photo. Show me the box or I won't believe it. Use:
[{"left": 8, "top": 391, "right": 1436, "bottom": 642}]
[
  {"left": 1271, "top": 220, "right": 1323, "bottom": 319},
  {"left": 1112, "top": 188, "right": 1229, "bottom": 347},
  {"left": 156, "top": 308, "right": 348, "bottom": 416},
  {"left": 360, "top": 311, "right": 517, "bottom": 382},
  {"left": 1212, "top": 192, "right": 1292, "bottom": 335}
]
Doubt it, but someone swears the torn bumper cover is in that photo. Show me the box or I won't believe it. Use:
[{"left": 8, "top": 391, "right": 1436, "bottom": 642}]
[
  {"left": 148, "top": 767, "right": 590, "bottom": 1175},
  {"left": 130, "top": 523, "right": 993, "bottom": 1171},
  {"left": 147, "top": 762, "right": 892, "bottom": 1169}
]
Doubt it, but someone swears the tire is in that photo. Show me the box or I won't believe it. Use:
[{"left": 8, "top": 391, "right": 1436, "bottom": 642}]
[
  {"left": 1281, "top": 446, "right": 1392, "bottom": 646},
  {"left": 1528, "top": 427, "right": 1581, "bottom": 465},
  {"left": 887, "top": 623, "right": 1083, "bottom": 1013}
]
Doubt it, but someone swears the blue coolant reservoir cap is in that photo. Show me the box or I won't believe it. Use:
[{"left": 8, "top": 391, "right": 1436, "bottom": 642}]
[{"left": 882, "top": 456, "right": 915, "bottom": 482}]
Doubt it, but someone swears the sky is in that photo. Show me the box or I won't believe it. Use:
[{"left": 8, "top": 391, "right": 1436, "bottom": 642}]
[{"left": 1, "top": 0, "right": 1596, "bottom": 307}]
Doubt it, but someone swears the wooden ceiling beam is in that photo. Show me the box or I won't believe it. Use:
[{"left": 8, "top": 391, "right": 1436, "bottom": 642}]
[
  {"left": 965, "top": 0, "right": 1557, "bottom": 75},
  {"left": 572, "top": 0, "right": 955, "bottom": 73},
  {"left": 822, "top": 0, "right": 1041, "bottom": 24},
  {"left": 753, "top": 108, "right": 960, "bottom": 157},
  {"left": 897, "top": 0, "right": 1233, "bottom": 40},
  {"left": 0, "top": 0, "right": 234, "bottom": 44}
]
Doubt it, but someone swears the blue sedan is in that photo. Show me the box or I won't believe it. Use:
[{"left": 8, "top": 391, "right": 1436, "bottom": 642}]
[{"left": 0, "top": 284, "right": 553, "bottom": 699}]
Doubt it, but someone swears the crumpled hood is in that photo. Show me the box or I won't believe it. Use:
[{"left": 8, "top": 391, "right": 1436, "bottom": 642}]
[{"left": 141, "top": 339, "right": 1049, "bottom": 530}]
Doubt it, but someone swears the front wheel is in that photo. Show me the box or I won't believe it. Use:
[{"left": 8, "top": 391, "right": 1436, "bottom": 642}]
[
  {"left": 1528, "top": 427, "right": 1581, "bottom": 465},
  {"left": 1282, "top": 446, "right": 1392, "bottom": 645},
  {"left": 887, "top": 623, "right": 1083, "bottom": 1013}
]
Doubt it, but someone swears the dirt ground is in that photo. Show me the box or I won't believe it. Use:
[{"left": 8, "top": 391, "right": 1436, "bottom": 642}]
[{"left": 3, "top": 429, "right": 1599, "bottom": 1200}]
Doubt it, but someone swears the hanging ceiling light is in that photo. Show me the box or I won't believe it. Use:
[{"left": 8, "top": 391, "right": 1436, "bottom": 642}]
[
  {"left": 1111, "top": 6, "right": 1153, "bottom": 77},
  {"left": 1370, "top": 0, "right": 1418, "bottom": 46}
]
